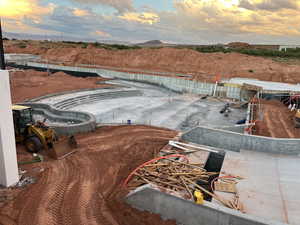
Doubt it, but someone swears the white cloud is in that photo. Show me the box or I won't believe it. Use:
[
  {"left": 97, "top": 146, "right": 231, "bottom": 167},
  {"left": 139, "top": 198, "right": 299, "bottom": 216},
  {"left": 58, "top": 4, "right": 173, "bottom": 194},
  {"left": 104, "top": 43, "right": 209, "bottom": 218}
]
[
  {"left": 119, "top": 12, "right": 160, "bottom": 24},
  {"left": 73, "top": 8, "right": 90, "bottom": 17},
  {"left": 239, "top": 0, "right": 299, "bottom": 11},
  {"left": 71, "top": 0, "right": 134, "bottom": 13},
  {"left": 3, "top": 0, "right": 300, "bottom": 44},
  {"left": 0, "top": 0, "right": 55, "bottom": 20},
  {"left": 94, "top": 30, "right": 111, "bottom": 37},
  {"left": 172, "top": 0, "right": 300, "bottom": 37}
]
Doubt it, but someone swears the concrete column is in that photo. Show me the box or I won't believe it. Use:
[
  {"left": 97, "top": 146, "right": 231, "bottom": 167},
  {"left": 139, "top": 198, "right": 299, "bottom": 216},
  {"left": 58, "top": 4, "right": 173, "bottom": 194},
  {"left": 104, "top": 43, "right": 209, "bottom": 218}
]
[{"left": 0, "top": 70, "right": 19, "bottom": 187}]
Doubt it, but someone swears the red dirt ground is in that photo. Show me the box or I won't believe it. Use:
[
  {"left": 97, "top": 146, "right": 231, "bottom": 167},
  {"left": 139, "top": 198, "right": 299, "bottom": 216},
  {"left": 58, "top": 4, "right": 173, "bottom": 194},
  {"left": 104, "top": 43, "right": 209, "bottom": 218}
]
[
  {"left": 5, "top": 41, "right": 300, "bottom": 84},
  {"left": 10, "top": 69, "right": 109, "bottom": 103},
  {"left": 254, "top": 100, "right": 300, "bottom": 138},
  {"left": 0, "top": 125, "right": 177, "bottom": 225}
]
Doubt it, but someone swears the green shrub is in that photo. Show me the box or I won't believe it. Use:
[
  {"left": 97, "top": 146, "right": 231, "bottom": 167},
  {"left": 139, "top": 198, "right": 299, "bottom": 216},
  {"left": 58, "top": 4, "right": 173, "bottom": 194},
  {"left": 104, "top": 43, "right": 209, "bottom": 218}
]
[
  {"left": 193, "top": 46, "right": 300, "bottom": 58},
  {"left": 92, "top": 42, "right": 141, "bottom": 50},
  {"left": 18, "top": 43, "right": 27, "bottom": 48},
  {"left": 82, "top": 43, "right": 88, "bottom": 48}
]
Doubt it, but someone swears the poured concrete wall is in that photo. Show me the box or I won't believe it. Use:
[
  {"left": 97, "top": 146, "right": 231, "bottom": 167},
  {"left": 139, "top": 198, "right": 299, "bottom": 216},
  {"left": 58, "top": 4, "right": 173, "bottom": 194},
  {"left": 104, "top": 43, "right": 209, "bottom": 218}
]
[
  {"left": 182, "top": 126, "right": 300, "bottom": 154},
  {"left": 0, "top": 70, "right": 19, "bottom": 187},
  {"left": 213, "top": 125, "right": 246, "bottom": 133},
  {"left": 126, "top": 186, "right": 285, "bottom": 225},
  {"left": 5, "top": 54, "right": 40, "bottom": 63},
  {"left": 18, "top": 62, "right": 242, "bottom": 100},
  {"left": 21, "top": 103, "right": 96, "bottom": 136}
]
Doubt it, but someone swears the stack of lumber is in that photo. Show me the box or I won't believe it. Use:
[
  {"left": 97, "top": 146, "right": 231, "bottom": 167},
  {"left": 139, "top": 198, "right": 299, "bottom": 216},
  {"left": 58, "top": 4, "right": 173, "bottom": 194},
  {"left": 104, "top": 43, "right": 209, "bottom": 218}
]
[
  {"left": 128, "top": 159, "right": 214, "bottom": 196},
  {"left": 127, "top": 158, "right": 244, "bottom": 212}
]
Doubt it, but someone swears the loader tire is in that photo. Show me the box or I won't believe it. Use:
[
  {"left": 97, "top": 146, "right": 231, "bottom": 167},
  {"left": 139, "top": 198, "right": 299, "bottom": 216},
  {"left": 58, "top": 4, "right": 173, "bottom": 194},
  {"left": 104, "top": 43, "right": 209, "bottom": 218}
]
[{"left": 25, "top": 136, "right": 43, "bottom": 153}]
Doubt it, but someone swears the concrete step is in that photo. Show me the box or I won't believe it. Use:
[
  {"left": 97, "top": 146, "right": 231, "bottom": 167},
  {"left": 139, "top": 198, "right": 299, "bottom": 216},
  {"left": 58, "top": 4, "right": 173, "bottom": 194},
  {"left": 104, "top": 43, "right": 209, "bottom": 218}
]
[{"left": 53, "top": 90, "right": 142, "bottom": 110}]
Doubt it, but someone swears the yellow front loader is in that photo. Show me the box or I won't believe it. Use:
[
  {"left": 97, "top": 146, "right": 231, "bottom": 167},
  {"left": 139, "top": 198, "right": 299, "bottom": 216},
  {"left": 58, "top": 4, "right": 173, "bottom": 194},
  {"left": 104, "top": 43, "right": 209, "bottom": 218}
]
[
  {"left": 12, "top": 105, "right": 77, "bottom": 159},
  {"left": 295, "top": 110, "right": 300, "bottom": 128}
]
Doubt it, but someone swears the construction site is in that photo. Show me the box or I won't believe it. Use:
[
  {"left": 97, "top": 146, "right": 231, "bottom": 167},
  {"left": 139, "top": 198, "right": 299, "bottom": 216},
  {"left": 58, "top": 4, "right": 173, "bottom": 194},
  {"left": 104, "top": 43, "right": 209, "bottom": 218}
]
[{"left": 1, "top": 39, "right": 300, "bottom": 225}]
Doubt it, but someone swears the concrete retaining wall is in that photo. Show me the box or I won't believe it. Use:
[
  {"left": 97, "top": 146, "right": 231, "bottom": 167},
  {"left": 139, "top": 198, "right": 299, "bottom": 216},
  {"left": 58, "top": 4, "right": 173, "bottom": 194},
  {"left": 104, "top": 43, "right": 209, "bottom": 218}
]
[
  {"left": 18, "top": 62, "right": 243, "bottom": 100},
  {"left": 20, "top": 103, "right": 96, "bottom": 136},
  {"left": 8, "top": 62, "right": 100, "bottom": 78},
  {"left": 182, "top": 126, "right": 300, "bottom": 155},
  {"left": 126, "top": 186, "right": 285, "bottom": 225},
  {"left": 19, "top": 88, "right": 142, "bottom": 135},
  {"left": 212, "top": 125, "right": 246, "bottom": 133},
  {"left": 5, "top": 54, "right": 40, "bottom": 63}
]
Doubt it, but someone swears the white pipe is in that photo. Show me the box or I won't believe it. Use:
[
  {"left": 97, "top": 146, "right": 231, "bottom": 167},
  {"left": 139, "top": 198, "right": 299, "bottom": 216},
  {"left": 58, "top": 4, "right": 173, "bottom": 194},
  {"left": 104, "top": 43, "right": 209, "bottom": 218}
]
[
  {"left": 213, "top": 81, "right": 218, "bottom": 97},
  {"left": 169, "top": 141, "right": 219, "bottom": 153},
  {"left": 168, "top": 142, "right": 196, "bottom": 152}
]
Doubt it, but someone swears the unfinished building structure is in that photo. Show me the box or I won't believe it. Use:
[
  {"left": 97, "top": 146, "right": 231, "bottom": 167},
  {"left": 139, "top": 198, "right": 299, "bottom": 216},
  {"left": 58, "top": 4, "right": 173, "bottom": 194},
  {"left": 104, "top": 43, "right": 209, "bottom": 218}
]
[{"left": 1, "top": 54, "right": 300, "bottom": 225}]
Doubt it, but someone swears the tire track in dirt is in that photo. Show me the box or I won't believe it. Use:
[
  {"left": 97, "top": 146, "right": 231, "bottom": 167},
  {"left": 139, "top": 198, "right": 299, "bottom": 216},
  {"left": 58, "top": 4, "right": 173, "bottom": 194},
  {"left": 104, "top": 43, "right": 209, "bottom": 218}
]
[
  {"left": 263, "top": 107, "right": 290, "bottom": 138},
  {"left": 0, "top": 126, "right": 177, "bottom": 225},
  {"left": 256, "top": 100, "right": 300, "bottom": 138},
  {"left": 277, "top": 111, "right": 296, "bottom": 138}
]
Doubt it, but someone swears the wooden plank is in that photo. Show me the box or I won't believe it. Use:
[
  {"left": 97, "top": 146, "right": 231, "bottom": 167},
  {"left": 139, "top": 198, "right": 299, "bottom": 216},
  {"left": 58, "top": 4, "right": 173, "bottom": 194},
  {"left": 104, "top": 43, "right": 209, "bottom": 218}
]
[{"left": 215, "top": 182, "right": 237, "bottom": 193}]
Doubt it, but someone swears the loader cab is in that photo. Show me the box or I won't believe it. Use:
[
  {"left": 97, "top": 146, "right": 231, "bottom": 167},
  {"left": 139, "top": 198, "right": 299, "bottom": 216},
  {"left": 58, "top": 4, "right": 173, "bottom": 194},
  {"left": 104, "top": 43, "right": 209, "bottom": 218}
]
[{"left": 12, "top": 105, "right": 33, "bottom": 140}]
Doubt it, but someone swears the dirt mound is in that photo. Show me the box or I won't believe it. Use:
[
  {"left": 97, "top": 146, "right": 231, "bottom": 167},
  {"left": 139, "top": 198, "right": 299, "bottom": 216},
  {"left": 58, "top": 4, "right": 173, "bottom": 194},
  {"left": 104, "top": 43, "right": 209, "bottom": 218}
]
[
  {"left": 254, "top": 100, "right": 300, "bottom": 138},
  {"left": 0, "top": 125, "right": 177, "bottom": 225},
  {"left": 10, "top": 69, "right": 109, "bottom": 103},
  {"left": 5, "top": 41, "right": 300, "bottom": 84},
  {"left": 227, "top": 42, "right": 251, "bottom": 49},
  {"left": 4, "top": 41, "right": 48, "bottom": 55},
  {"left": 39, "top": 47, "right": 300, "bottom": 84}
]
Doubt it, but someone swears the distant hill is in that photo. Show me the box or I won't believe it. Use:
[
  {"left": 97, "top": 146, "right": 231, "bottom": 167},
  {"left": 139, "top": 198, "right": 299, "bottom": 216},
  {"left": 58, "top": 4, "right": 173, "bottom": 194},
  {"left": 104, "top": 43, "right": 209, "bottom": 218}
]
[{"left": 137, "top": 40, "right": 166, "bottom": 47}]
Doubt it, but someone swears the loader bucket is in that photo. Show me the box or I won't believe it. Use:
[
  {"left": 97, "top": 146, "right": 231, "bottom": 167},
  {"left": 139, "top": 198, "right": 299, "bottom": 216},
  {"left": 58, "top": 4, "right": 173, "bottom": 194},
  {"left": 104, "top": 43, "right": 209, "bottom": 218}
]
[{"left": 50, "top": 136, "right": 78, "bottom": 160}]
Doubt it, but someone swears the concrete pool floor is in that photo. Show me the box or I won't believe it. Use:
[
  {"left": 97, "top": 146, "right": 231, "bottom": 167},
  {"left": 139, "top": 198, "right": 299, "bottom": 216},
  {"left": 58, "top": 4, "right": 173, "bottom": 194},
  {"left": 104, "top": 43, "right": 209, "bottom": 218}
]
[
  {"left": 38, "top": 80, "right": 246, "bottom": 131},
  {"left": 212, "top": 150, "right": 300, "bottom": 225}
]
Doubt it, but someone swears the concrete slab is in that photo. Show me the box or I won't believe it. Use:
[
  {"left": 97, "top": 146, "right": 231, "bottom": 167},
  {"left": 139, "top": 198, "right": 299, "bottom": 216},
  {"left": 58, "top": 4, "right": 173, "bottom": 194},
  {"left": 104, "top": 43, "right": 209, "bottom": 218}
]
[
  {"left": 214, "top": 150, "right": 300, "bottom": 225},
  {"left": 36, "top": 80, "right": 246, "bottom": 131}
]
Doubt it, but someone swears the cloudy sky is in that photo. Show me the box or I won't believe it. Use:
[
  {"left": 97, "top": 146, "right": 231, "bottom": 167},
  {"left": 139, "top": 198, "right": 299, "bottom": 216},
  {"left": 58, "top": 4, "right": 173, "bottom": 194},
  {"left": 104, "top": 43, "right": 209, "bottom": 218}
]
[{"left": 1, "top": 0, "right": 300, "bottom": 44}]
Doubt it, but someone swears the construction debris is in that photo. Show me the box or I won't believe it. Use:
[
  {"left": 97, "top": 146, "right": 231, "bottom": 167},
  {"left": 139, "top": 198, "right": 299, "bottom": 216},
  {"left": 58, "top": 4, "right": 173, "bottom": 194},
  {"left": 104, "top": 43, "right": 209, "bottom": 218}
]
[
  {"left": 168, "top": 141, "right": 219, "bottom": 154},
  {"left": 220, "top": 103, "right": 231, "bottom": 117},
  {"left": 16, "top": 176, "right": 36, "bottom": 188},
  {"left": 214, "top": 181, "right": 237, "bottom": 193},
  {"left": 124, "top": 154, "right": 244, "bottom": 212},
  {"left": 125, "top": 155, "right": 214, "bottom": 198},
  {"left": 18, "top": 154, "right": 44, "bottom": 165},
  {"left": 161, "top": 140, "right": 222, "bottom": 156}
]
